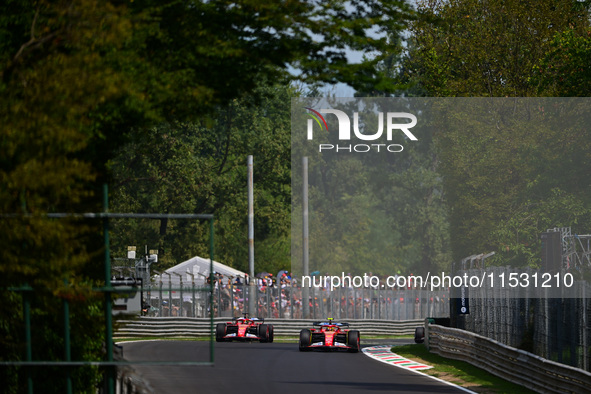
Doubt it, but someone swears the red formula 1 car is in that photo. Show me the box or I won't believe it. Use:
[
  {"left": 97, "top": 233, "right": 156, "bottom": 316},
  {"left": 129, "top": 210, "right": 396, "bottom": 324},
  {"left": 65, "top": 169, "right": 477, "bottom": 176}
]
[
  {"left": 216, "top": 315, "right": 274, "bottom": 343},
  {"left": 299, "top": 318, "right": 360, "bottom": 353}
]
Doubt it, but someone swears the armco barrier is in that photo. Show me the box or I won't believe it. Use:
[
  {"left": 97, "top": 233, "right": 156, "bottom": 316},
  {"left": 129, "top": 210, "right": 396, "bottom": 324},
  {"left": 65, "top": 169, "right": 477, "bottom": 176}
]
[
  {"left": 426, "top": 324, "right": 591, "bottom": 393},
  {"left": 114, "top": 317, "right": 423, "bottom": 338}
]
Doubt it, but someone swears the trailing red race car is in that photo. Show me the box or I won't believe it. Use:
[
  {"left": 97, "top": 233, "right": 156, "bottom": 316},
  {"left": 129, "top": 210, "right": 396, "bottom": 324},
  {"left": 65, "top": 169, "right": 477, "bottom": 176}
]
[
  {"left": 299, "top": 318, "right": 360, "bottom": 353},
  {"left": 216, "top": 315, "right": 274, "bottom": 343}
]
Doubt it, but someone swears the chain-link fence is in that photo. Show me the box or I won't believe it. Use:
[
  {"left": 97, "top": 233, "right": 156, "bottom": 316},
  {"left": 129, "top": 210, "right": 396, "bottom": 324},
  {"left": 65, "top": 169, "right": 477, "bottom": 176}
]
[
  {"left": 141, "top": 277, "right": 449, "bottom": 321},
  {"left": 457, "top": 266, "right": 591, "bottom": 372}
]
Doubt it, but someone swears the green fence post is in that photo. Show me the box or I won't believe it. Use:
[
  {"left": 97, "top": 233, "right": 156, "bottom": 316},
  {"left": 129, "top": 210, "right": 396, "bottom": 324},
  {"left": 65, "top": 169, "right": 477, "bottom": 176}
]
[
  {"left": 63, "top": 279, "right": 72, "bottom": 394},
  {"left": 209, "top": 217, "right": 214, "bottom": 364},
  {"left": 23, "top": 288, "right": 33, "bottom": 394},
  {"left": 103, "top": 184, "right": 114, "bottom": 394}
]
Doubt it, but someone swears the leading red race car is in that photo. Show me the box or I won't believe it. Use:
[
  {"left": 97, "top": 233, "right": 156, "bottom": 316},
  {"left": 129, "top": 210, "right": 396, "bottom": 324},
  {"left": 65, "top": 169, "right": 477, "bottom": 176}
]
[
  {"left": 216, "top": 315, "right": 274, "bottom": 343},
  {"left": 299, "top": 318, "right": 360, "bottom": 352}
]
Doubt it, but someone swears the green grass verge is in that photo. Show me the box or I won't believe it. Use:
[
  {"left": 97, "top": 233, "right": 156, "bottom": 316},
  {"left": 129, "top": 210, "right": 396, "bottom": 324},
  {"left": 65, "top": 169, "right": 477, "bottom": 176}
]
[{"left": 392, "top": 344, "right": 536, "bottom": 393}]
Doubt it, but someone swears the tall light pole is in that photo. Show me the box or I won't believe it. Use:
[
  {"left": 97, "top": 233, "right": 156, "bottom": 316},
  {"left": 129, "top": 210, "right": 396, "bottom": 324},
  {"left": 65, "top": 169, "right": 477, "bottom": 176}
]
[
  {"left": 302, "top": 156, "right": 310, "bottom": 318},
  {"left": 248, "top": 155, "right": 256, "bottom": 316}
]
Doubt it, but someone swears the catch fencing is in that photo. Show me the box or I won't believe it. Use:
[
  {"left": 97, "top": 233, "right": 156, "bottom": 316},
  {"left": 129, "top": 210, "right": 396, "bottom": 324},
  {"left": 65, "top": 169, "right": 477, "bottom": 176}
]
[
  {"left": 141, "top": 281, "right": 449, "bottom": 321},
  {"left": 456, "top": 266, "right": 591, "bottom": 372},
  {"left": 426, "top": 324, "right": 591, "bottom": 393}
]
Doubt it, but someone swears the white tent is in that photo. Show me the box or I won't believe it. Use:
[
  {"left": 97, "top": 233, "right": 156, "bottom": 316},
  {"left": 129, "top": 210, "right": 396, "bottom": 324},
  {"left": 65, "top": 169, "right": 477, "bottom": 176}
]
[{"left": 152, "top": 255, "right": 247, "bottom": 288}]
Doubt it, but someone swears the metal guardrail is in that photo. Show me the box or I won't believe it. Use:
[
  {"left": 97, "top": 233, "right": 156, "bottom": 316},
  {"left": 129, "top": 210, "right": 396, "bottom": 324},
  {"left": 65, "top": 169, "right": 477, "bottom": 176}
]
[
  {"left": 426, "top": 324, "right": 591, "bottom": 393},
  {"left": 115, "top": 317, "right": 424, "bottom": 337}
]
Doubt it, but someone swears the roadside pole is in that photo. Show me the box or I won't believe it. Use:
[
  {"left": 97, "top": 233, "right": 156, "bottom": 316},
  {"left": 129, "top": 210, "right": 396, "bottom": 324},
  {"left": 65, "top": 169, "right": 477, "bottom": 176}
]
[
  {"left": 248, "top": 156, "right": 257, "bottom": 316},
  {"left": 302, "top": 157, "right": 310, "bottom": 318}
]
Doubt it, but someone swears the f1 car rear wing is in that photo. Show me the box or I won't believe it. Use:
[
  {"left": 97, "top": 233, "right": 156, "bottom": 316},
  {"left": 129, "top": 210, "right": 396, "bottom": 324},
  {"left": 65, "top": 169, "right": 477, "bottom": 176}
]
[
  {"left": 232, "top": 315, "right": 264, "bottom": 323},
  {"left": 312, "top": 321, "right": 349, "bottom": 327}
]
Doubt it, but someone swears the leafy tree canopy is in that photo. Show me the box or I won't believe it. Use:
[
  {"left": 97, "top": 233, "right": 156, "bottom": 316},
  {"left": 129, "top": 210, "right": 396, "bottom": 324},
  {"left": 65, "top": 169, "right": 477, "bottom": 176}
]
[
  {"left": 0, "top": 0, "right": 417, "bottom": 282},
  {"left": 404, "top": 0, "right": 591, "bottom": 97},
  {"left": 398, "top": 0, "right": 591, "bottom": 266},
  {"left": 108, "top": 83, "right": 293, "bottom": 274},
  {"left": 0, "top": 1, "right": 416, "bottom": 391}
]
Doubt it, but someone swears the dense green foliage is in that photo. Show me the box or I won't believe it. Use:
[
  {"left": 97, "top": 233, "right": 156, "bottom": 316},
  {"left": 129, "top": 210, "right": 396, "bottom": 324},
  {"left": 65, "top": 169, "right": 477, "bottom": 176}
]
[
  {"left": 432, "top": 99, "right": 591, "bottom": 265},
  {"left": 405, "top": 0, "right": 591, "bottom": 97},
  {"left": 3, "top": 0, "right": 591, "bottom": 390},
  {"left": 536, "top": 27, "right": 591, "bottom": 96},
  {"left": 1, "top": 1, "right": 415, "bottom": 391},
  {"left": 291, "top": 99, "right": 450, "bottom": 277},
  {"left": 108, "top": 84, "right": 293, "bottom": 274},
  {"left": 1, "top": 2, "right": 133, "bottom": 391},
  {"left": 400, "top": 0, "right": 591, "bottom": 266}
]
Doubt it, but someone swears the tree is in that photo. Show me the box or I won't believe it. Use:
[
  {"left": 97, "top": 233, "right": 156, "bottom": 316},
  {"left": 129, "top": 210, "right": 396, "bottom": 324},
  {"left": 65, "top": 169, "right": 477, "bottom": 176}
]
[
  {"left": 405, "top": 0, "right": 590, "bottom": 96},
  {"left": 1, "top": 2, "right": 132, "bottom": 390},
  {"left": 397, "top": 1, "right": 591, "bottom": 266},
  {"left": 536, "top": 28, "right": 591, "bottom": 96},
  {"left": 108, "top": 83, "right": 293, "bottom": 274},
  {"left": 290, "top": 98, "right": 451, "bottom": 278},
  {"left": 1, "top": 1, "right": 417, "bottom": 391},
  {"left": 432, "top": 98, "right": 591, "bottom": 265}
]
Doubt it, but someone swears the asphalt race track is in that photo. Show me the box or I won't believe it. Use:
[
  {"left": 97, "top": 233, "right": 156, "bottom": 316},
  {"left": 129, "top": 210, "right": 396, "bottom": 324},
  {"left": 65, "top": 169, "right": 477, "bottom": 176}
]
[{"left": 121, "top": 339, "right": 469, "bottom": 394}]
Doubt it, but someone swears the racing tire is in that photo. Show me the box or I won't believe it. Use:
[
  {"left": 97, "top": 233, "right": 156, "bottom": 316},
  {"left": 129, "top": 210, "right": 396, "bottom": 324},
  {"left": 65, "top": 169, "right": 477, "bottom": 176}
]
[
  {"left": 414, "top": 327, "right": 425, "bottom": 344},
  {"left": 258, "top": 324, "right": 269, "bottom": 343},
  {"left": 299, "top": 329, "right": 311, "bottom": 351},
  {"left": 216, "top": 323, "right": 227, "bottom": 342},
  {"left": 268, "top": 325, "right": 274, "bottom": 343},
  {"left": 347, "top": 330, "right": 360, "bottom": 353}
]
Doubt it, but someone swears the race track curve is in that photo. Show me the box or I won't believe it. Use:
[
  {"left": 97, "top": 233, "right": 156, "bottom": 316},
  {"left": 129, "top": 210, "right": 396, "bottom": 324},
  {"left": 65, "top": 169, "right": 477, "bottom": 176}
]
[{"left": 121, "top": 339, "right": 470, "bottom": 394}]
